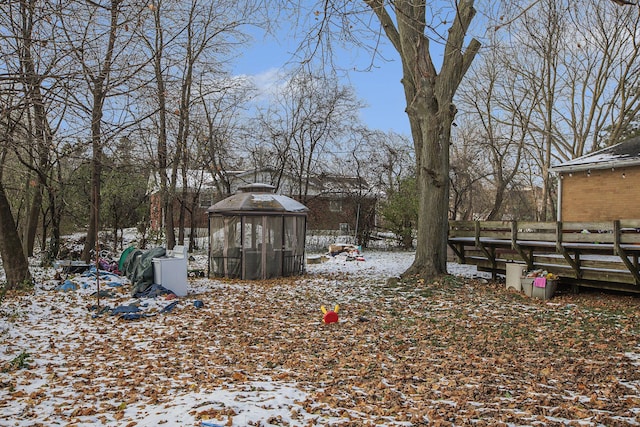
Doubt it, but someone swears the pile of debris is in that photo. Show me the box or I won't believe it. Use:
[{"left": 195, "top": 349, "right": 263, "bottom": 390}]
[
  {"left": 327, "top": 243, "right": 365, "bottom": 261},
  {"left": 50, "top": 247, "right": 199, "bottom": 321}
]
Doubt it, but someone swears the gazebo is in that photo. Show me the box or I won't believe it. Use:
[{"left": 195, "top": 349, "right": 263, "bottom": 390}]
[{"left": 207, "top": 183, "right": 309, "bottom": 280}]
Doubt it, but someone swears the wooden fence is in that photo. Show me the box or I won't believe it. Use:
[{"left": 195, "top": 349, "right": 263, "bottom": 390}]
[{"left": 448, "top": 220, "right": 640, "bottom": 293}]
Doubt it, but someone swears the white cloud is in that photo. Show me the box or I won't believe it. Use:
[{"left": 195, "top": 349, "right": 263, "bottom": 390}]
[{"left": 243, "top": 67, "right": 288, "bottom": 101}]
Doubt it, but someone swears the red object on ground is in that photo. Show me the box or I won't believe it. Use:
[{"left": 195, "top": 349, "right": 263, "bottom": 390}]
[{"left": 323, "top": 311, "right": 339, "bottom": 324}]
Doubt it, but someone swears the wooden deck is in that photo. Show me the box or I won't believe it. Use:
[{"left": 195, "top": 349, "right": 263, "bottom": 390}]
[{"left": 448, "top": 220, "right": 640, "bottom": 293}]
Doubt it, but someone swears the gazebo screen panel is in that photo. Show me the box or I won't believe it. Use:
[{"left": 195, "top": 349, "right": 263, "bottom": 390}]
[
  {"left": 283, "top": 216, "right": 306, "bottom": 276},
  {"left": 210, "top": 215, "right": 242, "bottom": 278},
  {"left": 242, "top": 217, "right": 262, "bottom": 280},
  {"left": 242, "top": 215, "right": 285, "bottom": 280},
  {"left": 264, "top": 216, "right": 283, "bottom": 279}
]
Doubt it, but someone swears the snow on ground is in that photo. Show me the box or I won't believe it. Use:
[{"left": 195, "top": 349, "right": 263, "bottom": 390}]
[
  {"left": 1, "top": 246, "right": 639, "bottom": 426},
  {"left": 0, "top": 249, "right": 487, "bottom": 427},
  {"left": 296, "top": 250, "right": 489, "bottom": 279}
]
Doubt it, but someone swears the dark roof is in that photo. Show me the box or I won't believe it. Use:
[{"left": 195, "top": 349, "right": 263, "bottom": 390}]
[
  {"left": 307, "top": 174, "right": 369, "bottom": 193},
  {"left": 551, "top": 136, "right": 640, "bottom": 172}
]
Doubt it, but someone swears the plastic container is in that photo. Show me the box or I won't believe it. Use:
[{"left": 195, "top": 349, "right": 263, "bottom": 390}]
[
  {"left": 531, "top": 279, "right": 557, "bottom": 300},
  {"left": 521, "top": 278, "right": 534, "bottom": 297},
  {"left": 152, "top": 245, "right": 188, "bottom": 296},
  {"left": 506, "top": 263, "right": 527, "bottom": 291}
]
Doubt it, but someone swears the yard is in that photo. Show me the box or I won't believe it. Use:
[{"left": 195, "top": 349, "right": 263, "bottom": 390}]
[{"left": 1, "top": 251, "right": 639, "bottom": 426}]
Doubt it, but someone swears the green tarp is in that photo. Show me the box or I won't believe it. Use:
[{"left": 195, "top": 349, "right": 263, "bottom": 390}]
[{"left": 121, "top": 247, "right": 166, "bottom": 296}]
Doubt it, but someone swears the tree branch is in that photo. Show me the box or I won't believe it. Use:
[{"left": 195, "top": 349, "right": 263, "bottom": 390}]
[
  {"left": 611, "top": 0, "right": 636, "bottom": 5},
  {"left": 440, "top": 0, "right": 481, "bottom": 97},
  {"left": 363, "top": 0, "right": 401, "bottom": 54}
]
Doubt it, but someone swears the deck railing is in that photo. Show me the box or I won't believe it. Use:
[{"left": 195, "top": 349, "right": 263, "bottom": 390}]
[{"left": 448, "top": 220, "right": 640, "bottom": 293}]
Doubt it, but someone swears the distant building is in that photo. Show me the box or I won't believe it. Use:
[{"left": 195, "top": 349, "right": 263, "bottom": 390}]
[
  {"left": 551, "top": 136, "right": 640, "bottom": 221},
  {"left": 148, "top": 168, "right": 377, "bottom": 235},
  {"left": 147, "top": 169, "right": 218, "bottom": 231}
]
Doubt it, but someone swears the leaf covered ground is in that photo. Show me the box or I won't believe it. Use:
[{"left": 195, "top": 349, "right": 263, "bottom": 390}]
[{"left": 1, "top": 252, "right": 639, "bottom": 426}]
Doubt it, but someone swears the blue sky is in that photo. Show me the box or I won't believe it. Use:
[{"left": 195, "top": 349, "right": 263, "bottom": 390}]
[{"left": 232, "top": 22, "right": 413, "bottom": 136}]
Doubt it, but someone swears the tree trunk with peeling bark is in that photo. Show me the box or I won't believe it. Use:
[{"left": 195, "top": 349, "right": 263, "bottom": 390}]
[{"left": 365, "top": 0, "right": 480, "bottom": 279}]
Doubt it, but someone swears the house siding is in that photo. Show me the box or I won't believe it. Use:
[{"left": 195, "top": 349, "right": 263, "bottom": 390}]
[
  {"left": 149, "top": 192, "right": 210, "bottom": 231},
  {"left": 304, "top": 196, "right": 376, "bottom": 232},
  {"left": 560, "top": 165, "right": 640, "bottom": 221}
]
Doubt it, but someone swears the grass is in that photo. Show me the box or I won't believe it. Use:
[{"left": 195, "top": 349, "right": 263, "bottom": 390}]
[{"left": 2, "top": 350, "right": 32, "bottom": 372}]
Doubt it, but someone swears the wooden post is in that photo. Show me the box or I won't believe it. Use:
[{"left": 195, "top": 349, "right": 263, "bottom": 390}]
[
  {"left": 474, "top": 221, "right": 480, "bottom": 247},
  {"left": 511, "top": 220, "right": 533, "bottom": 269},
  {"left": 557, "top": 221, "right": 581, "bottom": 279},
  {"left": 614, "top": 220, "right": 640, "bottom": 285},
  {"left": 94, "top": 184, "right": 100, "bottom": 309}
]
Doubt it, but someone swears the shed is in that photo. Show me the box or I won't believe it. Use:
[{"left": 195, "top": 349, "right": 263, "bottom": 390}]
[
  {"left": 551, "top": 136, "right": 640, "bottom": 221},
  {"left": 207, "top": 183, "right": 309, "bottom": 280}
]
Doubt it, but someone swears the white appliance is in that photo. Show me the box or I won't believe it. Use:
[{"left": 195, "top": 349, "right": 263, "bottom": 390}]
[{"left": 152, "top": 245, "right": 188, "bottom": 296}]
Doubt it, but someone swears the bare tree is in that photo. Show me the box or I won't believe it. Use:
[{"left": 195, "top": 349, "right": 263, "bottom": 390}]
[
  {"left": 350, "top": 129, "right": 415, "bottom": 195},
  {"left": 327, "top": 126, "right": 393, "bottom": 246},
  {"left": 169, "top": 76, "right": 254, "bottom": 251},
  {"left": 14, "top": 0, "right": 54, "bottom": 258},
  {"left": 449, "top": 124, "right": 490, "bottom": 220},
  {"left": 458, "top": 32, "right": 535, "bottom": 220},
  {"left": 254, "top": 70, "right": 361, "bottom": 202},
  {"left": 56, "top": 0, "right": 147, "bottom": 261},
  {"left": 562, "top": 0, "right": 640, "bottom": 150},
  {"left": 0, "top": 112, "right": 32, "bottom": 289},
  {"left": 197, "top": 76, "right": 254, "bottom": 197},
  {"left": 0, "top": 0, "right": 76, "bottom": 263},
  {"left": 289, "top": 0, "right": 481, "bottom": 278},
  {"left": 2, "top": 0, "right": 54, "bottom": 258},
  {"left": 138, "top": 0, "right": 251, "bottom": 249},
  {"left": 363, "top": 1, "right": 480, "bottom": 278},
  {"left": 498, "top": 0, "right": 640, "bottom": 219}
]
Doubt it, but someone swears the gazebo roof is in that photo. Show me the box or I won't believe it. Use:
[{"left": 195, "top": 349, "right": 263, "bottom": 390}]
[{"left": 207, "top": 183, "right": 309, "bottom": 215}]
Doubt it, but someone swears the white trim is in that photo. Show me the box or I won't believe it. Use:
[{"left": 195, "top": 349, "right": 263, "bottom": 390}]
[
  {"left": 550, "top": 159, "right": 640, "bottom": 173},
  {"left": 557, "top": 174, "right": 562, "bottom": 221}
]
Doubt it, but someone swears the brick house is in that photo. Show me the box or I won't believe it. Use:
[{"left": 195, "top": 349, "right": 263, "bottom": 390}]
[
  {"left": 551, "top": 136, "right": 640, "bottom": 221},
  {"left": 148, "top": 169, "right": 218, "bottom": 231},
  {"left": 302, "top": 174, "right": 377, "bottom": 237},
  {"left": 148, "top": 169, "right": 377, "bottom": 235}
]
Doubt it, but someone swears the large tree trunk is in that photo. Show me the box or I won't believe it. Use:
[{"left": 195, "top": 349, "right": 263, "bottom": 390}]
[
  {"left": 150, "top": 2, "right": 172, "bottom": 250},
  {"left": 18, "top": 0, "right": 53, "bottom": 259},
  {"left": 405, "top": 104, "right": 454, "bottom": 276},
  {"left": 24, "top": 185, "right": 41, "bottom": 257},
  {"left": 82, "top": 98, "right": 104, "bottom": 262},
  {"left": 0, "top": 182, "right": 32, "bottom": 289}
]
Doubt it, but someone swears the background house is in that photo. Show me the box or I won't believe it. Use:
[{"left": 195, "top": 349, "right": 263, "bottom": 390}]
[
  {"left": 551, "top": 136, "right": 640, "bottom": 221},
  {"left": 148, "top": 168, "right": 377, "bottom": 240},
  {"left": 147, "top": 169, "right": 217, "bottom": 231}
]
